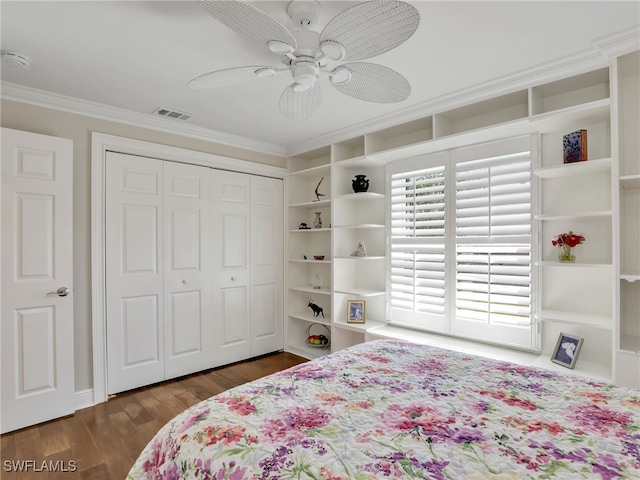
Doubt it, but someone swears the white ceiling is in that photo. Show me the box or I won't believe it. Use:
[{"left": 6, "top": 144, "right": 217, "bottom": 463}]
[{"left": 1, "top": 1, "right": 639, "bottom": 156}]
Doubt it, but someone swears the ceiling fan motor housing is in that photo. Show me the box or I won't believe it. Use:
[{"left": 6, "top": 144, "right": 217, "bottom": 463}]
[{"left": 292, "top": 59, "right": 319, "bottom": 90}]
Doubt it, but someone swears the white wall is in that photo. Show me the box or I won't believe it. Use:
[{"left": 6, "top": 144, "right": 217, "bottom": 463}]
[{"left": 0, "top": 99, "right": 286, "bottom": 393}]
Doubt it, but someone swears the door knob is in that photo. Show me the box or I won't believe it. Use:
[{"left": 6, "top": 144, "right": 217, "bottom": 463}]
[{"left": 47, "top": 287, "right": 70, "bottom": 297}]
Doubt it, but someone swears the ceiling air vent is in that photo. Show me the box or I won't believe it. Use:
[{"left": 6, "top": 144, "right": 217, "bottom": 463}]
[{"left": 153, "top": 107, "right": 192, "bottom": 121}]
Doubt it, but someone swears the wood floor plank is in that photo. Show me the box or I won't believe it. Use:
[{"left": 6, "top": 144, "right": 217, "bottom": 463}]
[
  {"left": 38, "top": 418, "right": 71, "bottom": 457},
  {"left": 78, "top": 405, "right": 135, "bottom": 480},
  {"left": 0, "top": 351, "right": 307, "bottom": 480},
  {"left": 7, "top": 428, "right": 49, "bottom": 480},
  {"left": 113, "top": 393, "right": 154, "bottom": 427},
  {"left": 44, "top": 448, "right": 81, "bottom": 480},
  {"left": 62, "top": 414, "right": 103, "bottom": 474}
]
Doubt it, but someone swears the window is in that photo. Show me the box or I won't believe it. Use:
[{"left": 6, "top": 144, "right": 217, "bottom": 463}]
[{"left": 388, "top": 136, "right": 537, "bottom": 349}]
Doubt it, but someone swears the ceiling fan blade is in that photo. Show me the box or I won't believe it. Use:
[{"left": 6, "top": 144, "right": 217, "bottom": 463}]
[
  {"left": 197, "top": 0, "right": 296, "bottom": 51},
  {"left": 279, "top": 83, "right": 323, "bottom": 121},
  {"left": 187, "top": 65, "right": 278, "bottom": 90},
  {"left": 331, "top": 62, "right": 411, "bottom": 103},
  {"left": 320, "top": 1, "right": 419, "bottom": 61}
]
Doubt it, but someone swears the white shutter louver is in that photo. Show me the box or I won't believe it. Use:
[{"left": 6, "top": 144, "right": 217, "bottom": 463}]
[
  {"left": 455, "top": 151, "right": 532, "bottom": 327},
  {"left": 390, "top": 166, "right": 446, "bottom": 329}
]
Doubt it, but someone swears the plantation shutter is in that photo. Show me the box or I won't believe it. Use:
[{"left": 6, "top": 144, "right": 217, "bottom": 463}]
[
  {"left": 454, "top": 152, "right": 532, "bottom": 321},
  {"left": 386, "top": 136, "right": 535, "bottom": 348},
  {"left": 389, "top": 153, "right": 448, "bottom": 331}
]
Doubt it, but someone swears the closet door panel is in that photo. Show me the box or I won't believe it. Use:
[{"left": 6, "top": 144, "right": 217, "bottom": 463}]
[
  {"left": 106, "top": 152, "right": 164, "bottom": 395},
  {"left": 212, "top": 171, "right": 251, "bottom": 364},
  {"left": 221, "top": 286, "right": 249, "bottom": 344},
  {"left": 164, "top": 161, "right": 213, "bottom": 378},
  {"left": 251, "top": 176, "right": 284, "bottom": 355}
]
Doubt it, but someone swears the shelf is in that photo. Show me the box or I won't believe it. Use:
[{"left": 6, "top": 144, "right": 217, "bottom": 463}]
[
  {"left": 529, "top": 98, "right": 610, "bottom": 133},
  {"left": 535, "top": 310, "right": 613, "bottom": 330},
  {"left": 534, "top": 157, "right": 612, "bottom": 178},
  {"left": 288, "top": 227, "right": 331, "bottom": 233},
  {"left": 535, "top": 210, "right": 612, "bottom": 221},
  {"left": 332, "top": 154, "right": 382, "bottom": 168},
  {"left": 621, "top": 274, "right": 640, "bottom": 282},
  {"left": 369, "top": 118, "right": 531, "bottom": 163},
  {"left": 287, "top": 341, "right": 331, "bottom": 360},
  {"left": 333, "top": 288, "right": 385, "bottom": 297},
  {"left": 333, "top": 223, "right": 385, "bottom": 229},
  {"left": 289, "top": 285, "right": 332, "bottom": 295},
  {"left": 537, "top": 261, "right": 612, "bottom": 268},
  {"left": 333, "top": 319, "right": 385, "bottom": 333},
  {"left": 288, "top": 163, "right": 331, "bottom": 177},
  {"left": 289, "top": 312, "right": 332, "bottom": 326},
  {"left": 620, "top": 174, "right": 640, "bottom": 189},
  {"left": 289, "top": 258, "right": 331, "bottom": 264},
  {"left": 334, "top": 192, "right": 385, "bottom": 201},
  {"left": 334, "top": 255, "right": 385, "bottom": 260},
  {"left": 289, "top": 199, "right": 331, "bottom": 209}
]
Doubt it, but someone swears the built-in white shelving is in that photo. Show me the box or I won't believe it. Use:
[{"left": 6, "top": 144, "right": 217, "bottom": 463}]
[{"left": 284, "top": 52, "right": 638, "bottom": 386}]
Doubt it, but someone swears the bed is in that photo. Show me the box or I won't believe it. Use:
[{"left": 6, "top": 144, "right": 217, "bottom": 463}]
[{"left": 127, "top": 339, "right": 640, "bottom": 479}]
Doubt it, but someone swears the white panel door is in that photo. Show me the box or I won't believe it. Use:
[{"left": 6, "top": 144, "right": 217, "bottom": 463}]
[
  {"left": 250, "top": 176, "right": 284, "bottom": 356},
  {"left": 1, "top": 128, "right": 74, "bottom": 433},
  {"left": 211, "top": 171, "right": 251, "bottom": 364},
  {"left": 105, "top": 152, "right": 164, "bottom": 394},
  {"left": 163, "top": 161, "right": 213, "bottom": 378}
]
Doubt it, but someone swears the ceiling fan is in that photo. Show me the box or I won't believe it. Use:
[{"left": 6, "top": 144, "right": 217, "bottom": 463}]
[{"left": 188, "top": 0, "right": 420, "bottom": 121}]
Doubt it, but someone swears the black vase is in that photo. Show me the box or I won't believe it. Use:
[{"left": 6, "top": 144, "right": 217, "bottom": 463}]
[{"left": 352, "top": 175, "right": 369, "bottom": 193}]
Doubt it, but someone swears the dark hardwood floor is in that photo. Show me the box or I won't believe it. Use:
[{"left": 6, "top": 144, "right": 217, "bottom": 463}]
[{"left": 0, "top": 351, "right": 307, "bottom": 480}]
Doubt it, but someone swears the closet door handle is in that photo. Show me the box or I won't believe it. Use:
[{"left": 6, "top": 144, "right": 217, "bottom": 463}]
[{"left": 231, "top": 276, "right": 237, "bottom": 281}]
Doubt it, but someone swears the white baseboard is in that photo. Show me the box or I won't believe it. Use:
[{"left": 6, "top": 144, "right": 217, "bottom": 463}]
[{"left": 74, "top": 389, "right": 95, "bottom": 411}]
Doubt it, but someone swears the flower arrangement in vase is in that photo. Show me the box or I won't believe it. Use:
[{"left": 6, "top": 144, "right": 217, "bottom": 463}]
[{"left": 551, "top": 231, "right": 585, "bottom": 263}]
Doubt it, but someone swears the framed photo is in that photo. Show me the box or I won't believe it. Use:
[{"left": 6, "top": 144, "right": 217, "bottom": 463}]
[
  {"left": 551, "top": 332, "right": 584, "bottom": 369},
  {"left": 347, "top": 300, "right": 365, "bottom": 324}
]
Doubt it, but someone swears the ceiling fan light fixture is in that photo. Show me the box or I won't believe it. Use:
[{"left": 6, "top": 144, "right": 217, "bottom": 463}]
[
  {"left": 255, "top": 67, "right": 277, "bottom": 78},
  {"left": 330, "top": 66, "right": 352, "bottom": 86},
  {"left": 320, "top": 41, "right": 346, "bottom": 61},
  {"left": 267, "top": 40, "right": 295, "bottom": 55},
  {"left": 292, "top": 82, "right": 314, "bottom": 93}
]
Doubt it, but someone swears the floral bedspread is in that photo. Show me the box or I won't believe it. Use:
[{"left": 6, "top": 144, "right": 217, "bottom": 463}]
[{"left": 128, "top": 340, "right": 640, "bottom": 479}]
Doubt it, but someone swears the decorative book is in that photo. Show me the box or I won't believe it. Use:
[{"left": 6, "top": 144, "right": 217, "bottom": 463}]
[{"left": 563, "top": 129, "right": 588, "bottom": 163}]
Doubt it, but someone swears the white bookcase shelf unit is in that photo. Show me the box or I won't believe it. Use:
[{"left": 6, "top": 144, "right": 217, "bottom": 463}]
[
  {"left": 283, "top": 52, "right": 638, "bottom": 386},
  {"left": 532, "top": 66, "right": 615, "bottom": 383},
  {"left": 286, "top": 147, "right": 333, "bottom": 359}
]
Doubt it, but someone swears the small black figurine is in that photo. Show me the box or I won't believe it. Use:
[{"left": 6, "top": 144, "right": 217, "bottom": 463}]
[{"left": 308, "top": 300, "right": 324, "bottom": 318}]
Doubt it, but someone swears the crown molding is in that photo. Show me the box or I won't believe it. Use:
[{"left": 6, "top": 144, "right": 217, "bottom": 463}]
[
  {"left": 593, "top": 25, "right": 640, "bottom": 59},
  {"left": 286, "top": 46, "right": 611, "bottom": 156},
  {"left": 0, "top": 82, "right": 288, "bottom": 157}
]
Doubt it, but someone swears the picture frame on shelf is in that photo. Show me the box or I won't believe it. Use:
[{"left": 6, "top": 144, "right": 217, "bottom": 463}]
[
  {"left": 551, "top": 333, "right": 584, "bottom": 369},
  {"left": 347, "top": 300, "right": 365, "bottom": 324}
]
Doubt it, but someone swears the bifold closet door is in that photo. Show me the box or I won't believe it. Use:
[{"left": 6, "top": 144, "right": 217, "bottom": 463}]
[
  {"left": 162, "top": 160, "right": 213, "bottom": 379},
  {"left": 250, "top": 175, "right": 284, "bottom": 356},
  {"left": 105, "top": 153, "right": 212, "bottom": 394},
  {"left": 211, "top": 171, "right": 284, "bottom": 364}
]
